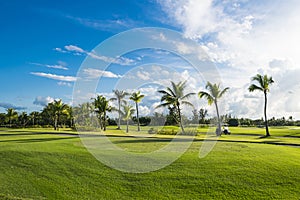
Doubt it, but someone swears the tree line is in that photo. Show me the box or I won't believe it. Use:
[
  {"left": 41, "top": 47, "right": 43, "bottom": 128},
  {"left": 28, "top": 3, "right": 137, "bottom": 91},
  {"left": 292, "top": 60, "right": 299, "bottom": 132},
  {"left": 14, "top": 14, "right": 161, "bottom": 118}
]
[{"left": 0, "top": 73, "right": 293, "bottom": 137}]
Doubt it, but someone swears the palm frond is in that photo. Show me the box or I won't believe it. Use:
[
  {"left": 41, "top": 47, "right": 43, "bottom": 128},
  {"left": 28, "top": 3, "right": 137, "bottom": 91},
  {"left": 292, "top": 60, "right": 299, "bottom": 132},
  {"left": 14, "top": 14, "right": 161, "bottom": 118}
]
[
  {"left": 181, "top": 92, "right": 195, "bottom": 100},
  {"left": 198, "top": 91, "right": 214, "bottom": 105},
  {"left": 219, "top": 87, "right": 230, "bottom": 98},
  {"left": 248, "top": 84, "right": 263, "bottom": 92},
  {"left": 181, "top": 101, "right": 194, "bottom": 108}
]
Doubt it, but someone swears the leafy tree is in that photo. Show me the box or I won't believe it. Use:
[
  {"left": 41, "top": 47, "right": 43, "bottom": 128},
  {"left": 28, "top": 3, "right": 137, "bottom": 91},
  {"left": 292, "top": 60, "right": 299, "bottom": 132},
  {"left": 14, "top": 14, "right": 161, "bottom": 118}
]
[
  {"left": 0, "top": 113, "right": 6, "bottom": 125},
  {"left": 18, "top": 112, "right": 28, "bottom": 127},
  {"left": 157, "top": 81, "right": 195, "bottom": 133},
  {"left": 199, "top": 108, "right": 208, "bottom": 124},
  {"left": 228, "top": 118, "right": 239, "bottom": 127},
  {"left": 111, "top": 90, "right": 128, "bottom": 130},
  {"left": 73, "top": 102, "right": 94, "bottom": 126},
  {"left": 198, "top": 82, "right": 229, "bottom": 136},
  {"left": 29, "top": 111, "right": 40, "bottom": 126},
  {"left": 122, "top": 105, "right": 135, "bottom": 133},
  {"left": 6, "top": 108, "right": 18, "bottom": 127},
  {"left": 130, "top": 91, "right": 145, "bottom": 131},
  {"left": 45, "top": 99, "right": 69, "bottom": 130},
  {"left": 93, "top": 95, "right": 112, "bottom": 131},
  {"left": 191, "top": 109, "right": 199, "bottom": 124},
  {"left": 249, "top": 74, "right": 274, "bottom": 137}
]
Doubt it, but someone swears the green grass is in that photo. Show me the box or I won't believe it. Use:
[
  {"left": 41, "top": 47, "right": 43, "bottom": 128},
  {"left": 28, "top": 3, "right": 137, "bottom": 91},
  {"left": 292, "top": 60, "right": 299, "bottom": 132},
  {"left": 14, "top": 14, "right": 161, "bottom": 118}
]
[{"left": 0, "top": 127, "right": 300, "bottom": 199}]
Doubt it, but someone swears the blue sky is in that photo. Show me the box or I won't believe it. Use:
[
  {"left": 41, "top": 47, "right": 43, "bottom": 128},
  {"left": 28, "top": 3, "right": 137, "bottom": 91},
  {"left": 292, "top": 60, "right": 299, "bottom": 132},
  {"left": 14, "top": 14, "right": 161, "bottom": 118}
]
[{"left": 1, "top": 0, "right": 300, "bottom": 119}]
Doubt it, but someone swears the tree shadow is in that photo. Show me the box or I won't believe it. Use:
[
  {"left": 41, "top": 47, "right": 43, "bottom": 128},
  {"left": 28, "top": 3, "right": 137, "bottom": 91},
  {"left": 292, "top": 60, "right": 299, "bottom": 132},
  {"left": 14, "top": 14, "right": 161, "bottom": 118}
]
[{"left": 0, "top": 136, "right": 77, "bottom": 143}]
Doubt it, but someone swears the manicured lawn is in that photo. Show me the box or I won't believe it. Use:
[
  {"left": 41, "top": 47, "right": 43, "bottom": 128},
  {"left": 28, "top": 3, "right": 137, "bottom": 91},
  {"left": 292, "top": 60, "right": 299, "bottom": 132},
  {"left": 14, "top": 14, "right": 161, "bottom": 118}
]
[{"left": 0, "top": 127, "right": 300, "bottom": 199}]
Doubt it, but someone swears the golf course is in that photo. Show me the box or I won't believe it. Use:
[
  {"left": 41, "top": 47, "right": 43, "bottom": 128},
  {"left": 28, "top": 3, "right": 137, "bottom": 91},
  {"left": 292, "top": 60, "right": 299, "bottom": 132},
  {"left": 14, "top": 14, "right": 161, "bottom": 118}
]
[{"left": 1, "top": 126, "right": 299, "bottom": 199}]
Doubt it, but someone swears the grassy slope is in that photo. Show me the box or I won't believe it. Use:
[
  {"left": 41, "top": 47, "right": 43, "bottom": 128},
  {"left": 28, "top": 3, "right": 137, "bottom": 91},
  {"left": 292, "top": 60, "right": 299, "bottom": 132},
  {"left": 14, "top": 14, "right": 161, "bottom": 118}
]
[{"left": 0, "top": 128, "right": 300, "bottom": 199}]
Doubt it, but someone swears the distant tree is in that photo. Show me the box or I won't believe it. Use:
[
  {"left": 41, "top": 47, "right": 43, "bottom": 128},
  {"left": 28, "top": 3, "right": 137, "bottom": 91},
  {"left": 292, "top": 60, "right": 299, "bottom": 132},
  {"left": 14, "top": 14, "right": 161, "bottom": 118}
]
[
  {"left": 199, "top": 108, "right": 208, "bottom": 124},
  {"left": 138, "top": 116, "right": 151, "bottom": 126},
  {"left": 6, "top": 108, "right": 18, "bottom": 127},
  {"left": 73, "top": 102, "right": 94, "bottom": 126},
  {"left": 18, "top": 112, "right": 28, "bottom": 127},
  {"left": 130, "top": 91, "right": 145, "bottom": 131},
  {"left": 93, "top": 95, "right": 112, "bottom": 131},
  {"left": 157, "top": 81, "right": 195, "bottom": 133},
  {"left": 191, "top": 109, "right": 199, "bottom": 124},
  {"left": 228, "top": 118, "right": 239, "bottom": 127},
  {"left": 29, "top": 111, "right": 40, "bottom": 126},
  {"left": 249, "top": 74, "right": 274, "bottom": 137},
  {"left": 151, "top": 112, "right": 165, "bottom": 126},
  {"left": 198, "top": 82, "right": 229, "bottom": 136},
  {"left": 45, "top": 99, "right": 69, "bottom": 130},
  {"left": 0, "top": 113, "right": 6, "bottom": 125},
  {"left": 122, "top": 105, "right": 135, "bottom": 133},
  {"left": 166, "top": 106, "right": 178, "bottom": 126},
  {"left": 111, "top": 90, "right": 128, "bottom": 130}
]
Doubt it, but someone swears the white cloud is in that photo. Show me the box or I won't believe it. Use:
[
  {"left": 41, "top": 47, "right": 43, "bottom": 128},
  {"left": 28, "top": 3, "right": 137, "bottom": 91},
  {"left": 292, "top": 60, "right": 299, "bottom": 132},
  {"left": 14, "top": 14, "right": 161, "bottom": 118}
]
[
  {"left": 158, "top": 0, "right": 300, "bottom": 119},
  {"left": 65, "top": 15, "right": 138, "bottom": 32},
  {"left": 0, "top": 102, "right": 26, "bottom": 110},
  {"left": 139, "top": 105, "right": 151, "bottom": 116},
  {"left": 30, "top": 62, "right": 69, "bottom": 70},
  {"left": 30, "top": 72, "right": 77, "bottom": 82},
  {"left": 83, "top": 68, "right": 122, "bottom": 79},
  {"left": 33, "top": 96, "right": 54, "bottom": 106},
  {"left": 65, "top": 45, "right": 85, "bottom": 53},
  {"left": 56, "top": 44, "right": 135, "bottom": 66},
  {"left": 57, "top": 81, "right": 72, "bottom": 87},
  {"left": 137, "top": 71, "right": 151, "bottom": 81}
]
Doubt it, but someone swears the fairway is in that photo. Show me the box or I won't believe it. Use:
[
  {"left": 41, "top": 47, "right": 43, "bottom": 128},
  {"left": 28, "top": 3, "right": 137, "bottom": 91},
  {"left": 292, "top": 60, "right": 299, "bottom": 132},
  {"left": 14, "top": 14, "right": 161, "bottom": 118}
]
[{"left": 1, "top": 128, "right": 300, "bottom": 200}]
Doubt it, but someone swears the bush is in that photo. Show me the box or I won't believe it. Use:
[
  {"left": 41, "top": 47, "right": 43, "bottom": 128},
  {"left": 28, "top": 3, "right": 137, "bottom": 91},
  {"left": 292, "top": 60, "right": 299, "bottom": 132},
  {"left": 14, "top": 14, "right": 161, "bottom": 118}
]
[{"left": 228, "top": 118, "right": 239, "bottom": 127}]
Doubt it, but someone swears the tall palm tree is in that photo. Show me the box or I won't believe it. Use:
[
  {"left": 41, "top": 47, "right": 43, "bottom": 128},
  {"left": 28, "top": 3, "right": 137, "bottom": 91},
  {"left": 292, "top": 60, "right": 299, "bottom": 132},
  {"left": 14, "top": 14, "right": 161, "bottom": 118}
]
[
  {"left": 157, "top": 81, "right": 195, "bottom": 134},
  {"left": 249, "top": 74, "right": 274, "bottom": 137},
  {"left": 93, "top": 95, "right": 112, "bottom": 131},
  {"left": 122, "top": 105, "right": 135, "bottom": 133},
  {"left": 198, "top": 82, "right": 229, "bottom": 136},
  {"left": 111, "top": 90, "right": 128, "bottom": 130},
  {"left": 130, "top": 91, "right": 145, "bottom": 131},
  {"left": 46, "top": 99, "right": 69, "bottom": 130},
  {"left": 6, "top": 108, "right": 18, "bottom": 127}
]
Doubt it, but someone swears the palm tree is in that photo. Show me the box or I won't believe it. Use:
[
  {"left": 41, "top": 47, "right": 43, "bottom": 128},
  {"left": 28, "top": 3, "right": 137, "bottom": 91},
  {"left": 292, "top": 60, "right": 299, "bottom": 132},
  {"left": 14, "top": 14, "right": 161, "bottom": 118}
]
[
  {"left": 46, "top": 99, "right": 69, "bottom": 130},
  {"left": 198, "top": 82, "right": 229, "bottom": 136},
  {"left": 18, "top": 112, "right": 28, "bottom": 127},
  {"left": 6, "top": 108, "right": 18, "bottom": 127},
  {"left": 93, "top": 95, "right": 112, "bottom": 131},
  {"left": 157, "top": 81, "right": 195, "bottom": 133},
  {"left": 249, "top": 74, "right": 274, "bottom": 137},
  {"left": 29, "top": 111, "right": 40, "bottom": 126},
  {"left": 111, "top": 90, "right": 128, "bottom": 129},
  {"left": 130, "top": 91, "right": 145, "bottom": 131},
  {"left": 122, "top": 105, "right": 135, "bottom": 133}
]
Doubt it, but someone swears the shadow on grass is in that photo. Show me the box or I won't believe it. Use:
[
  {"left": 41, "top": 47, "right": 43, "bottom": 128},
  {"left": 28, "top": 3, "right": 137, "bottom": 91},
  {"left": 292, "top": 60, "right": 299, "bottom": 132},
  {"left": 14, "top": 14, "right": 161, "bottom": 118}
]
[
  {"left": 111, "top": 136, "right": 300, "bottom": 148},
  {"left": 0, "top": 130, "right": 79, "bottom": 137},
  {"left": 1, "top": 129, "right": 300, "bottom": 147},
  {"left": 0, "top": 136, "right": 77, "bottom": 143}
]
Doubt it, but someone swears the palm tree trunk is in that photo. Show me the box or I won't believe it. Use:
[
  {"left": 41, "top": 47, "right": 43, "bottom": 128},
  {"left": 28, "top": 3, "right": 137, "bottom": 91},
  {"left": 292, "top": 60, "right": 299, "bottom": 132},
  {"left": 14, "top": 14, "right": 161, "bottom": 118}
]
[
  {"left": 126, "top": 120, "right": 129, "bottom": 133},
  {"left": 136, "top": 102, "right": 140, "bottom": 131},
  {"left": 57, "top": 114, "right": 60, "bottom": 131},
  {"left": 214, "top": 101, "right": 221, "bottom": 136},
  {"left": 264, "top": 91, "right": 270, "bottom": 137},
  {"left": 103, "top": 112, "right": 106, "bottom": 131},
  {"left": 177, "top": 104, "right": 185, "bottom": 134},
  {"left": 118, "top": 100, "right": 121, "bottom": 130},
  {"left": 54, "top": 117, "right": 57, "bottom": 130}
]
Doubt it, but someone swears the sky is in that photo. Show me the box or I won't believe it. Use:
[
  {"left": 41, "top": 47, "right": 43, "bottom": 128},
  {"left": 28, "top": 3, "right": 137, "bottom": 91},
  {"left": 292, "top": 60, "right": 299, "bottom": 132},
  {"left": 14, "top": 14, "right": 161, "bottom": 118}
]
[{"left": 1, "top": 0, "right": 300, "bottom": 119}]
